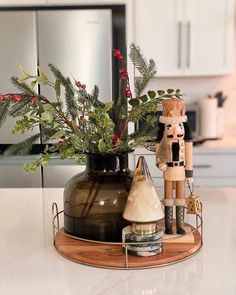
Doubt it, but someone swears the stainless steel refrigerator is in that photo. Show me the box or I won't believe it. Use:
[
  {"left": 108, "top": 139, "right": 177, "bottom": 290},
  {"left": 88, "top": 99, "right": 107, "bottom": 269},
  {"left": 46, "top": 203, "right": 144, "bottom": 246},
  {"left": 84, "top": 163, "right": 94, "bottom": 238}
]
[{"left": 0, "top": 8, "right": 112, "bottom": 188}]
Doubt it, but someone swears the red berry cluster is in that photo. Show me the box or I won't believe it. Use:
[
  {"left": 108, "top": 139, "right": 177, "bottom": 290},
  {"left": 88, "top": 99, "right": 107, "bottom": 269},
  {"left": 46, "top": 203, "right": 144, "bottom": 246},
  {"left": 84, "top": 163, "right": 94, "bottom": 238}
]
[
  {"left": 31, "top": 97, "right": 37, "bottom": 104},
  {"left": 57, "top": 140, "right": 64, "bottom": 147},
  {"left": 113, "top": 49, "right": 123, "bottom": 60},
  {"left": 112, "top": 134, "right": 121, "bottom": 145},
  {"left": 113, "top": 48, "right": 132, "bottom": 99},
  {"left": 76, "top": 81, "right": 86, "bottom": 89},
  {"left": 0, "top": 93, "right": 37, "bottom": 104},
  {"left": 7, "top": 93, "right": 21, "bottom": 102},
  {"left": 125, "top": 86, "right": 131, "bottom": 98}
]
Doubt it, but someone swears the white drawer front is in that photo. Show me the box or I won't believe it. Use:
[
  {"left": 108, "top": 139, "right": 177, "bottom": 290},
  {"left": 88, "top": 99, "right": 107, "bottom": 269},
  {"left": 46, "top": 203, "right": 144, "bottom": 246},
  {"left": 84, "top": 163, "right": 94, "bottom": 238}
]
[{"left": 193, "top": 154, "right": 236, "bottom": 177}]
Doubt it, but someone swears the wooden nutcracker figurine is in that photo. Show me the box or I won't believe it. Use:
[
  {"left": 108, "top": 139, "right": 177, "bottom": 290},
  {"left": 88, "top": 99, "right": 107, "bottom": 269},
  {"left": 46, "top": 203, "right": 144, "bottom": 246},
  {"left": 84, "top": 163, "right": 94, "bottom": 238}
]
[{"left": 156, "top": 98, "right": 193, "bottom": 235}]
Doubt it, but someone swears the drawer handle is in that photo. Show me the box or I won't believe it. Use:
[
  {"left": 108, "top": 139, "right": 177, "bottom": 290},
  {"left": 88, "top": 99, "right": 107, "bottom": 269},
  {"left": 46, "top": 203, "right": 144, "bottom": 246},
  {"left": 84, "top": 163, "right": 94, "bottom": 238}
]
[{"left": 193, "top": 165, "right": 212, "bottom": 169}]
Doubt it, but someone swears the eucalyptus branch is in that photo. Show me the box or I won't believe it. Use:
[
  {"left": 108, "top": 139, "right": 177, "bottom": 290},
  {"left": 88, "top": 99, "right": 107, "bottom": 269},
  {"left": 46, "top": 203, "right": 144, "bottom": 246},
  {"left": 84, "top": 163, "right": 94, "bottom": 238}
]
[
  {"left": 119, "top": 91, "right": 181, "bottom": 140},
  {"left": 38, "top": 95, "right": 75, "bottom": 131}
]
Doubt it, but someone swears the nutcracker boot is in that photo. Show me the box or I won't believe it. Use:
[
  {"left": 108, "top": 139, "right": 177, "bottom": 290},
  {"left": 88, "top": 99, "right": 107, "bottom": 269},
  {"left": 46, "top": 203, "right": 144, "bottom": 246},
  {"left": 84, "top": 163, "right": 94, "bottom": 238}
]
[
  {"left": 163, "top": 199, "right": 174, "bottom": 234},
  {"left": 176, "top": 203, "right": 186, "bottom": 234},
  {"left": 176, "top": 181, "right": 186, "bottom": 234}
]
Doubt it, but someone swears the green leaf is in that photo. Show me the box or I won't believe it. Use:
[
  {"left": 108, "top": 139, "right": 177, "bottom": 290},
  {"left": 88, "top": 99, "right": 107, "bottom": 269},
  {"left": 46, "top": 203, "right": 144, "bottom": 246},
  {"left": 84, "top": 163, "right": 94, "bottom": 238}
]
[
  {"left": 18, "top": 64, "right": 31, "bottom": 78},
  {"left": 98, "top": 138, "right": 106, "bottom": 153},
  {"left": 128, "top": 98, "right": 140, "bottom": 107},
  {"left": 38, "top": 66, "right": 48, "bottom": 82},
  {"left": 41, "top": 161, "right": 49, "bottom": 167},
  {"left": 175, "top": 94, "right": 182, "bottom": 98},
  {"left": 51, "top": 130, "right": 66, "bottom": 139},
  {"left": 167, "top": 89, "right": 174, "bottom": 94},
  {"left": 35, "top": 76, "right": 47, "bottom": 85},
  {"left": 157, "top": 90, "right": 165, "bottom": 96},
  {"left": 104, "top": 101, "right": 113, "bottom": 113},
  {"left": 17, "top": 76, "right": 30, "bottom": 84},
  {"left": 71, "top": 135, "right": 83, "bottom": 150},
  {"left": 140, "top": 95, "right": 148, "bottom": 103},
  {"left": 176, "top": 89, "right": 181, "bottom": 94},
  {"left": 42, "top": 103, "right": 54, "bottom": 111},
  {"left": 43, "top": 111, "right": 53, "bottom": 123},
  {"left": 150, "top": 116, "right": 158, "bottom": 126},
  {"left": 24, "top": 163, "right": 37, "bottom": 174},
  {"left": 55, "top": 79, "right": 61, "bottom": 97},
  {"left": 87, "top": 112, "right": 98, "bottom": 120},
  {"left": 148, "top": 91, "right": 156, "bottom": 99},
  {"left": 30, "top": 80, "right": 37, "bottom": 91},
  {"left": 163, "top": 94, "right": 173, "bottom": 98}
]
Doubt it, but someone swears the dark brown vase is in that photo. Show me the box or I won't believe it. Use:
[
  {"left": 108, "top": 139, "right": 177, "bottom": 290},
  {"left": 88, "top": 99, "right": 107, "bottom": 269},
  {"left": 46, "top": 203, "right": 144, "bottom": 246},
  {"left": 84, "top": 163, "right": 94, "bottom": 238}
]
[{"left": 63, "top": 152, "right": 133, "bottom": 242}]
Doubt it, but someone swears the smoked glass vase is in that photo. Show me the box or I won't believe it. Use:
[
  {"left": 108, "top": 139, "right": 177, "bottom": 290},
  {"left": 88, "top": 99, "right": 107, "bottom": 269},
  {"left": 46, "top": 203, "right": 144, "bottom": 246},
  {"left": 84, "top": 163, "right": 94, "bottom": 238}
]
[{"left": 63, "top": 152, "right": 133, "bottom": 242}]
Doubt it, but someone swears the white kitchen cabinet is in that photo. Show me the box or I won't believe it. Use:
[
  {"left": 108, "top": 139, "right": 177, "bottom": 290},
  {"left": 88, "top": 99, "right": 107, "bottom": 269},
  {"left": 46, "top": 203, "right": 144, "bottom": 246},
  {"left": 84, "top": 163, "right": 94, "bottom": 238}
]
[
  {"left": 42, "top": 160, "right": 85, "bottom": 188},
  {"left": 134, "top": 0, "right": 235, "bottom": 77},
  {"left": 132, "top": 147, "right": 236, "bottom": 187},
  {"left": 0, "top": 0, "right": 46, "bottom": 5},
  {"left": 0, "top": 156, "right": 42, "bottom": 188}
]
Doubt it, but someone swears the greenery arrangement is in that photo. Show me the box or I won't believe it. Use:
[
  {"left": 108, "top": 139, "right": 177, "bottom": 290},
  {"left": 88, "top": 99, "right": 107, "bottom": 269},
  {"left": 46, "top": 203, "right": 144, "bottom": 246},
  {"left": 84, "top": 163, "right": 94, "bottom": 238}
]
[{"left": 0, "top": 43, "right": 181, "bottom": 172}]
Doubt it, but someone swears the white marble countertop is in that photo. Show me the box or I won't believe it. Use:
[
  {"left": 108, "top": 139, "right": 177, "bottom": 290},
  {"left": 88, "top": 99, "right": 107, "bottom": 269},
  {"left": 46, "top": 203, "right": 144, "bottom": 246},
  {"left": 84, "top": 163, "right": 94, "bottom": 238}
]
[{"left": 1, "top": 188, "right": 236, "bottom": 295}]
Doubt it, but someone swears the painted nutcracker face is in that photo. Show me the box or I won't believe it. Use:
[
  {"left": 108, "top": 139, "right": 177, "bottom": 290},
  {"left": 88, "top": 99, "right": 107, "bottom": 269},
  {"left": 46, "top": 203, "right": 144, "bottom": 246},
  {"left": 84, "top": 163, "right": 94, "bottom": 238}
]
[{"left": 164, "top": 122, "right": 185, "bottom": 140}]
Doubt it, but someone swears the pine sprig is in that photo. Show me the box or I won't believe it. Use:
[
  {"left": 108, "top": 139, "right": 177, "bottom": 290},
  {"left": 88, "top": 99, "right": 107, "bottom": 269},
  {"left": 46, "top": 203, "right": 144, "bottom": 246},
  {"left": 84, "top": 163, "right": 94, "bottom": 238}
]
[
  {"left": 9, "top": 96, "right": 32, "bottom": 117},
  {"left": 41, "top": 126, "right": 64, "bottom": 140},
  {"left": 11, "top": 77, "right": 37, "bottom": 96},
  {"left": 48, "top": 63, "right": 68, "bottom": 85},
  {"left": 92, "top": 85, "right": 99, "bottom": 101},
  {"left": 129, "top": 43, "right": 149, "bottom": 76},
  {"left": 129, "top": 43, "right": 157, "bottom": 97},
  {"left": 3, "top": 133, "right": 41, "bottom": 156},
  {"left": 48, "top": 64, "right": 77, "bottom": 119},
  {"left": 65, "top": 78, "right": 78, "bottom": 119},
  {"left": 0, "top": 100, "right": 11, "bottom": 127}
]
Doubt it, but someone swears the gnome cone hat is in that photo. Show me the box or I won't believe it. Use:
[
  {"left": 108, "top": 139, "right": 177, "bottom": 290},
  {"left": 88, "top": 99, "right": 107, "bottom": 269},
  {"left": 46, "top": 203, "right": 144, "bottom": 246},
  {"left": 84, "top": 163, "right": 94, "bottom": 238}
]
[{"left": 123, "top": 156, "right": 164, "bottom": 223}]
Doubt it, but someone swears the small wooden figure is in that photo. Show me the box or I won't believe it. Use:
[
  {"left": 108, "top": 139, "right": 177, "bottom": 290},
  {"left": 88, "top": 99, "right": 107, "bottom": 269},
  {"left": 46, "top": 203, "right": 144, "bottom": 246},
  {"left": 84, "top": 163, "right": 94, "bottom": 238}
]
[{"left": 156, "top": 98, "right": 193, "bottom": 234}]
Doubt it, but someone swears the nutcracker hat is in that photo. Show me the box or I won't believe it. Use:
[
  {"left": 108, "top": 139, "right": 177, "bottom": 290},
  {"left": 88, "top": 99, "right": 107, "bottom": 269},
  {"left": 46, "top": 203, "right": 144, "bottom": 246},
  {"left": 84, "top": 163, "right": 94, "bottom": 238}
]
[{"left": 159, "top": 98, "right": 187, "bottom": 124}]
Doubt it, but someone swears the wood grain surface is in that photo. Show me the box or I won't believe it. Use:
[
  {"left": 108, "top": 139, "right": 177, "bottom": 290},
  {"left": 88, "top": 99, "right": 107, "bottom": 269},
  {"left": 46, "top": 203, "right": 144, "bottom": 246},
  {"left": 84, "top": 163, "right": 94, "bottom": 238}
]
[{"left": 54, "top": 223, "right": 202, "bottom": 269}]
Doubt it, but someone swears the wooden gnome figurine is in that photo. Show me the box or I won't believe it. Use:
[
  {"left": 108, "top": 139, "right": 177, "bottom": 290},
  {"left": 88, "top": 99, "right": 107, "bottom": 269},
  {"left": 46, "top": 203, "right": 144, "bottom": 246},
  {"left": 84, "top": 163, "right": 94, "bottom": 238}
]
[{"left": 156, "top": 98, "right": 193, "bottom": 235}]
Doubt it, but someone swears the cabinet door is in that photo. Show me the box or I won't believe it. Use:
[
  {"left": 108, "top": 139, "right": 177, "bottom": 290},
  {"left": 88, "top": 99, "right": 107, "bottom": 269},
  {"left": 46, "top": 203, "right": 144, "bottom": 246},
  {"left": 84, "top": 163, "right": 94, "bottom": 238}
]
[
  {"left": 134, "top": 0, "right": 184, "bottom": 77},
  {"left": 184, "top": 0, "right": 235, "bottom": 76}
]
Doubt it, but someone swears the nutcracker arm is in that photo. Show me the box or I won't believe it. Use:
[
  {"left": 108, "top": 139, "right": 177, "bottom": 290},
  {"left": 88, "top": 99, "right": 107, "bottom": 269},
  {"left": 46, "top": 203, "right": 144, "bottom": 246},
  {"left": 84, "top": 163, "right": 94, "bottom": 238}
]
[
  {"left": 155, "top": 143, "right": 167, "bottom": 171},
  {"left": 155, "top": 143, "right": 160, "bottom": 167},
  {"left": 185, "top": 141, "right": 193, "bottom": 183}
]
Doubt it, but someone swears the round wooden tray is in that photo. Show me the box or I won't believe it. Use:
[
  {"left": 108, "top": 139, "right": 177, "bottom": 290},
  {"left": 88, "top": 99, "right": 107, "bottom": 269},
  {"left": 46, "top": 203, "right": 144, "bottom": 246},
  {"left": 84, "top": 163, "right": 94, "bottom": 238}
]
[
  {"left": 54, "top": 225, "right": 202, "bottom": 269},
  {"left": 52, "top": 203, "right": 203, "bottom": 269}
]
